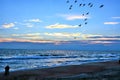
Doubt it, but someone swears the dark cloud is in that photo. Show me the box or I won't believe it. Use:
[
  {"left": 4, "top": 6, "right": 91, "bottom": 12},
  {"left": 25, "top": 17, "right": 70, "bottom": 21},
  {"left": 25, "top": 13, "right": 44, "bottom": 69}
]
[{"left": 87, "top": 36, "right": 120, "bottom": 38}]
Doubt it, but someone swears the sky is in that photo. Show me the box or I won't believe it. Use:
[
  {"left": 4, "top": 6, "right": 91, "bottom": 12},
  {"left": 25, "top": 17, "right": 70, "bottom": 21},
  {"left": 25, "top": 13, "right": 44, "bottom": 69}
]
[{"left": 0, "top": 0, "right": 120, "bottom": 50}]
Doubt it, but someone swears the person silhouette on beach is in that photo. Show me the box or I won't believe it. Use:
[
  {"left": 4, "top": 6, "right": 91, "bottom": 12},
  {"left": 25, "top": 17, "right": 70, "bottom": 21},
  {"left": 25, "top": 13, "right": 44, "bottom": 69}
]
[
  {"left": 119, "top": 60, "right": 120, "bottom": 64},
  {"left": 4, "top": 65, "right": 10, "bottom": 76}
]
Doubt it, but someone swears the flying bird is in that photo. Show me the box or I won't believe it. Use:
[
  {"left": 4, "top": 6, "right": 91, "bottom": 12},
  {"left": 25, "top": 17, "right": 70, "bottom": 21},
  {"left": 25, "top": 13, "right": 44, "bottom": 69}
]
[
  {"left": 84, "top": 18, "right": 87, "bottom": 21},
  {"left": 88, "top": 3, "right": 91, "bottom": 6},
  {"left": 82, "top": 14, "right": 84, "bottom": 16},
  {"left": 99, "top": 5, "right": 104, "bottom": 8},
  {"left": 90, "top": 4, "right": 93, "bottom": 7},
  {"left": 83, "top": 4, "right": 85, "bottom": 6},
  {"left": 78, "top": 24, "right": 82, "bottom": 27},
  {"left": 66, "top": 0, "right": 69, "bottom": 3},
  {"left": 74, "top": 0, "right": 77, "bottom": 3},
  {"left": 74, "top": 37, "right": 77, "bottom": 39},
  {"left": 79, "top": 4, "right": 82, "bottom": 7},
  {"left": 69, "top": 7, "right": 72, "bottom": 10},
  {"left": 66, "top": 0, "right": 104, "bottom": 27},
  {"left": 69, "top": 5, "right": 73, "bottom": 10},
  {"left": 86, "top": 12, "right": 89, "bottom": 15},
  {"left": 85, "top": 22, "right": 87, "bottom": 25},
  {"left": 70, "top": 5, "right": 73, "bottom": 7}
]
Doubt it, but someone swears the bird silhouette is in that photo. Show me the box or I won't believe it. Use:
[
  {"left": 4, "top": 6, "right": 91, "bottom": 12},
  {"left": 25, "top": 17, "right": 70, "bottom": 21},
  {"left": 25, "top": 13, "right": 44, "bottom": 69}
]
[
  {"left": 69, "top": 7, "right": 72, "bottom": 10},
  {"left": 66, "top": 0, "right": 104, "bottom": 28},
  {"left": 83, "top": 4, "right": 85, "bottom": 6},
  {"left": 99, "top": 5, "right": 104, "bottom": 8},
  {"left": 79, "top": 24, "right": 82, "bottom": 27},
  {"left": 79, "top": 4, "right": 82, "bottom": 7},
  {"left": 90, "top": 4, "right": 93, "bottom": 7},
  {"left": 70, "top": 5, "right": 73, "bottom": 7},
  {"left": 82, "top": 14, "right": 84, "bottom": 16},
  {"left": 66, "top": 0, "right": 69, "bottom": 3},
  {"left": 88, "top": 3, "right": 91, "bottom": 6},
  {"left": 74, "top": 0, "right": 77, "bottom": 3},
  {"left": 69, "top": 5, "right": 73, "bottom": 10},
  {"left": 86, "top": 12, "right": 89, "bottom": 15},
  {"left": 74, "top": 37, "right": 77, "bottom": 39},
  {"left": 85, "top": 22, "right": 87, "bottom": 25},
  {"left": 84, "top": 18, "right": 87, "bottom": 21}
]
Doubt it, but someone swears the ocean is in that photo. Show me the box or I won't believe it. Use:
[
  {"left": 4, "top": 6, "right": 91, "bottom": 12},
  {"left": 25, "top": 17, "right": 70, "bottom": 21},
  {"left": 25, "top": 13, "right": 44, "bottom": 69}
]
[{"left": 0, "top": 49, "right": 120, "bottom": 72}]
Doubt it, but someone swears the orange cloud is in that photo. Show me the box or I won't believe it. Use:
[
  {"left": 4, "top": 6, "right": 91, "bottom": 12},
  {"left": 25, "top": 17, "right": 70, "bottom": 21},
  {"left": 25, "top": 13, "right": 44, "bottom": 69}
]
[{"left": 0, "top": 38, "right": 53, "bottom": 43}]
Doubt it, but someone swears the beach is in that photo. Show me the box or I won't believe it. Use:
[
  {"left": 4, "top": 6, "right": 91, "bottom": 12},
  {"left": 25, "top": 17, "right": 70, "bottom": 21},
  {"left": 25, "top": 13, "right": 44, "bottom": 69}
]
[
  {"left": 0, "top": 0, "right": 120, "bottom": 80},
  {"left": 1, "top": 50, "right": 120, "bottom": 72},
  {"left": 0, "top": 60, "right": 120, "bottom": 80}
]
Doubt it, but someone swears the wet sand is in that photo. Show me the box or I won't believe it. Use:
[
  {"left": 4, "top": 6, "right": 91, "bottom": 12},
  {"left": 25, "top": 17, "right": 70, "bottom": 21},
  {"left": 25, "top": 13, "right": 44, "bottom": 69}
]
[{"left": 0, "top": 60, "right": 120, "bottom": 80}]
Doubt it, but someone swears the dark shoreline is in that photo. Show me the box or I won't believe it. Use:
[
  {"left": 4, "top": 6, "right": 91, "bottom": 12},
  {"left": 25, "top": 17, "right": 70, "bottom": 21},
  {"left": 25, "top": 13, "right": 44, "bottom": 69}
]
[
  {"left": 0, "top": 59, "right": 117, "bottom": 73},
  {"left": 0, "top": 60, "right": 120, "bottom": 80}
]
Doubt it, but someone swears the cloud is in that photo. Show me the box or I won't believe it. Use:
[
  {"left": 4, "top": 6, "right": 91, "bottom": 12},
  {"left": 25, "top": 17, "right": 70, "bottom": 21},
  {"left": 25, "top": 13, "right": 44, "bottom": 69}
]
[
  {"left": 112, "top": 17, "right": 120, "bottom": 19},
  {"left": 89, "top": 40, "right": 115, "bottom": 44},
  {"left": 45, "top": 33, "right": 80, "bottom": 37},
  {"left": 12, "top": 33, "right": 42, "bottom": 39},
  {"left": 104, "top": 22, "right": 120, "bottom": 25},
  {"left": 66, "top": 15, "right": 88, "bottom": 20},
  {"left": 59, "top": 14, "right": 89, "bottom": 20},
  {"left": 87, "top": 36, "right": 120, "bottom": 39},
  {"left": 25, "top": 19, "right": 42, "bottom": 22},
  {"left": 11, "top": 33, "right": 103, "bottom": 41},
  {"left": 5, "top": 33, "right": 53, "bottom": 43},
  {"left": 46, "top": 23, "right": 79, "bottom": 29},
  {"left": 12, "top": 33, "right": 41, "bottom": 37},
  {"left": 87, "top": 35, "right": 120, "bottom": 42},
  {"left": 14, "top": 22, "right": 34, "bottom": 28},
  {"left": 2, "top": 23, "right": 15, "bottom": 28},
  {"left": 1, "top": 19, "right": 42, "bottom": 29},
  {"left": 1, "top": 32, "right": 120, "bottom": 45},
  {"left": 44, "top": 32, "right": 82, "bottom": 41},
  {"left": 44, "top": 33, "right": 107, "bottom": 41},
  {"left": 0, "top": 38, "right": 53, "bottom": 43}
]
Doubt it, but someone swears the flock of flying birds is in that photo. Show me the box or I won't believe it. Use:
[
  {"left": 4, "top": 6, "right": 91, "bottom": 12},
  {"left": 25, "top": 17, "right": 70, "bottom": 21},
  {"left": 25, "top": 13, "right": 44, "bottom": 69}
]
[{"left": 66, "top": 0, "right": 104, "bottom": 27}]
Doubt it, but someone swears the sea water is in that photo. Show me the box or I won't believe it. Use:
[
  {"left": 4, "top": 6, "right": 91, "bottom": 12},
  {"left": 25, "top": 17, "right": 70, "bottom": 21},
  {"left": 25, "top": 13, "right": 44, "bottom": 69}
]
[{"left": 0, "top": 49, "right": 120, "bottom": 72}]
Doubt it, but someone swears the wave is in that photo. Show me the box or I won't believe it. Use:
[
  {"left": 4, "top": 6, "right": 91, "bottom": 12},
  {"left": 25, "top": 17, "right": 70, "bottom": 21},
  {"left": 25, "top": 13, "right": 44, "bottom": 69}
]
[
  {"left": 0, "top": 53, "right": 119, "bottom": 61},
  {"left": 0, "top": 55, "right": 78, "bottom": 60}
]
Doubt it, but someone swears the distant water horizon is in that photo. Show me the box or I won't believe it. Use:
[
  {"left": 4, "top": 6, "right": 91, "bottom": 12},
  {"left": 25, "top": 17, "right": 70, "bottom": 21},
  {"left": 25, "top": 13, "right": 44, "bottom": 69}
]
[
  {"left": 1, "top": 48, "right": 120, "bottom": 51},
  {"left": 0, "top": 49, "right": 120, "bottom": 72}
]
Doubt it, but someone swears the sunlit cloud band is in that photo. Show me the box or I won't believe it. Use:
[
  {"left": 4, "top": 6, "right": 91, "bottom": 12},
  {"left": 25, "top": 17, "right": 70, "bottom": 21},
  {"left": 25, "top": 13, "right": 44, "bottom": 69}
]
[
  {"left": 46, "top": 23, "right": 79, "bottom": 29},
  {"left": 104, "top": 22, "right": 120, "bottom": 25}
]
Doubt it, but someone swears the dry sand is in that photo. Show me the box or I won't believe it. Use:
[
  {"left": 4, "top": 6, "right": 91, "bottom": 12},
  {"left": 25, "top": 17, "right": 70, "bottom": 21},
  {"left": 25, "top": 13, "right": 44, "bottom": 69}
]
[{"left": 0, "top": 60, "right": 120, "bottom": 80}]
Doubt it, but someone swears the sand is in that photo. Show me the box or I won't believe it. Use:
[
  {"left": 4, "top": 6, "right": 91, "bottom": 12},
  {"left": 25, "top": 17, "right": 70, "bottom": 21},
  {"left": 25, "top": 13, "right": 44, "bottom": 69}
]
[{"left": 0, "top": 60, "right": 120, "bottom": 80}]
